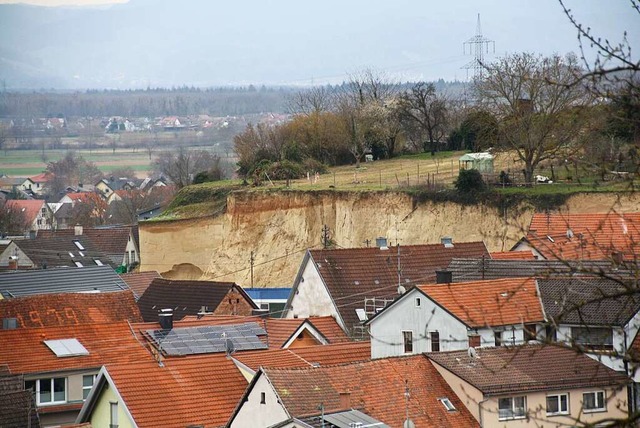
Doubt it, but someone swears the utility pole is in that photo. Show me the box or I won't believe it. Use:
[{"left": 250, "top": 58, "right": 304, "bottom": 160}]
[
  {"left": 322, "top": 224, "right": 331, "bottom": 249},
  {"left": 249, "top": 251, "right": 255, "bottom": 287},
  {"left": 462, "top": 14, "right": 495, "bottom": 81}
]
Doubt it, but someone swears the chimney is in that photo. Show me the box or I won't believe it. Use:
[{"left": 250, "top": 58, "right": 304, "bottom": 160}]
[
  {"left": 441, "top": 237, "right": 454, "bottom": 248},
  {"left": 158, "top": 308, "right": 173, "bottom": 330},
  {"left": 2, "top": 318, "right": 17, "bottom": 330},
  {"left": 28, "top": 230, "right": 36, "bottom": 240},
  {"left": 376, "top": 237, "right": 389, "bottom": 250},
  {"left": 436, "top": 270, "right": 453, "bottom": 284},
  {"left": 339, "top": 391, "right": 351, "bottom": 410},
  {"left": 74, "top": 224, "right": 83, "bottom": 236}
]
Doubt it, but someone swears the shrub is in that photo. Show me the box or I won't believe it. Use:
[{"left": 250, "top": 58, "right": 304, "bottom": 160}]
[
  {"left": 455, "top": 168, "right": 486, "bottom": 193},
  {"left": 302, "top": 158, "right": 329, "bottom": 174}
]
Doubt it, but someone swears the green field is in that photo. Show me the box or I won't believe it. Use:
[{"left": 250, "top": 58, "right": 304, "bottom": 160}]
[{"left": 0, "top": 147, "right": 232, "bottom": 177}]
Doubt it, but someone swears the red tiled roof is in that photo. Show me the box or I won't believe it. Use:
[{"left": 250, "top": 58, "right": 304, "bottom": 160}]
[
  {"left": 119, "top": 271, "right": 161, "bottom": 298},
  {"left": 307, "top": 242, "right": 490, "bottom": 331},
  {"left": 29, "top": 172, "right": 52, "bottom": 183},
  {"left": 0, "top": 321, "right": 151, "bottom": 374},
  {"left": 263, "top": 355, "right": 479, "bottom": 427},
  {"left": 526, "top": 212, "right": 640, "bottom": 260},
  {"left": 428, "top": 344, "right": 629, "bottom": 395},
  {"left": 0, "top": 291, "right": 142, "bottom": 328},
  {"left": 106, "top": 354, "right": 248, "bottom": 428},
  {"left": 5, "top": 199, "right": 45, "bottom": 225},
  {"left": 233, "top": 341, "right": 371, "bottom": 371},
  {"left": 490, "top": 251, "right": 535, "bottom": 260},
  {"left": 418, "top": 277, "right": 544, "bottom": 327}
]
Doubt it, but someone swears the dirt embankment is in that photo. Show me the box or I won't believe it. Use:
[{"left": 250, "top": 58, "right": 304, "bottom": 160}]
[{"left": 138, "top": 191, "right": 640, "bottom": 286}]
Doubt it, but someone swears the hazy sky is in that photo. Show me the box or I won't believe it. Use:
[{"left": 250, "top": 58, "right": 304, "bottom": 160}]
[
  {"left": 0, "top": 0, "right": 637, "bottom": 88},
  {"left": 0, "top": 0, "right": 127, "bottom": 5}
]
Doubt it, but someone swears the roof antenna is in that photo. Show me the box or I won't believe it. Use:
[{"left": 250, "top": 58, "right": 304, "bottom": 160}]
[
  {"left": 404, "top": 380, "right": 415, "bottom": 428},
  {"left": 397, "top": 244, "right": 405, "bottom": 295}
]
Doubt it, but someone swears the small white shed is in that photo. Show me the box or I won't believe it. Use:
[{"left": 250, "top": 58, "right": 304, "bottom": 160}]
[{"left": 459, "top": 152, "right": 495, "bottom": 173}]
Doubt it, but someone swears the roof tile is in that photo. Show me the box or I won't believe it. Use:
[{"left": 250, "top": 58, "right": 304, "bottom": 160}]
[
  {"left": 418, "top": 277, "right": 544, "bottom": 327},
  {"left": 428, "top": 344, "right": 629, "bottom": 395}
]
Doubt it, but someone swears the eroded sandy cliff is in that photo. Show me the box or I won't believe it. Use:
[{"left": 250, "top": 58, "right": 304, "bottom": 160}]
[{"left": 139, "top": 191, "right": 640, "bottom": 286}]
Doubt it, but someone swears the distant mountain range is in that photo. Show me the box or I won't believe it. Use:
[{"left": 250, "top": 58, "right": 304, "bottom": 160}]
[{"left": 0, "top": 0, "right": 478, "bottom": 90}]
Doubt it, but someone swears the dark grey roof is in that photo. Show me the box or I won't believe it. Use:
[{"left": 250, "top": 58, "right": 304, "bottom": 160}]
[
  {"left": 538, "top": 277, "right": 640, "bottom": 326},
  {"left": 6, "top": 235, "right": 114, "bottom": 269},
  {"left": 0, "top": 265, "right": 130, "bottom": 298},
  {"left": 0, "top": 373, "right": 40, "bottom": 428},
  {"left": 447, "top": 258, "right": 632, "bottom": 282},
  {"left": 300, "top": 410, "right": 389, "bottom": 428}
]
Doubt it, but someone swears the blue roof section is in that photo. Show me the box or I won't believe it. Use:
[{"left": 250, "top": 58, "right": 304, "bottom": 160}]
[{"left": 245, "top": 288, "right": 291, "bottom": 301}]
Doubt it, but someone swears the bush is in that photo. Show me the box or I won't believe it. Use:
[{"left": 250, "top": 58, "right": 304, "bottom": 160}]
[
  {"left": 266, "top": 160, "right": 305, "bottom": 180},
  {"left": 455, "top": 168, "right": 486, "bottom": 193},
  {"left": 302, "top": 158, "right": 329, "bottom": 174}
]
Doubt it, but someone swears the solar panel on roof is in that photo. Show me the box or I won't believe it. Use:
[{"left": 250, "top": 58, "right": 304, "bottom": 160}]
[{"left": 146, "top": 323, "right": 268, "bottom": 356}]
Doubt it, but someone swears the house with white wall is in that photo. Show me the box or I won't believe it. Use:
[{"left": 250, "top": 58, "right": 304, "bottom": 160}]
[
  {"left": 537, "top": 277, "right": 640, "bottom": 379},
  {"left": 283, "top": 240, "right": 490, "bottom": 337},
  {"left": 367, "top": 277, "right": 545, "bottom": 359}
]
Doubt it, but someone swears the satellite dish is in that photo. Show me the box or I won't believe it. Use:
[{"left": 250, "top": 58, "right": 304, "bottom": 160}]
[
  {"left": 397, "top": 285, "right": 406, "bottom": 295},
  {"left": 403, "top": 419, "right": 416, "bottom": 428},
  {"left": 468, "top": 347, "right": 478, "bottom": 359},
  {"left": 225, "top": 338, "right": 235, "bottom": 356},
  {"left": 566, "top": 228, "right": 574, "bottom": 239}
]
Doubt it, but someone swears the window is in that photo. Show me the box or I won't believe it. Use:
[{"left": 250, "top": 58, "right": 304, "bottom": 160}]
[
  {"left": 44, "top": 338, "right": 89, "bottom": 357},
  {"left": 495, "top": 331, "right": 503, "bottom": 347},
  {"left": 583, "top": 391, "right": 606, "bottom": 412},
  {"left": 260, "top": 392, "right": 266, "bottom": 404},
  {"left": 415, "top": 297, "right": 421, "bottom": 307},
  {"left": 546, "top": 393, "right": 569, "bottom": 415},
  {"left": 468, "top": 335, "right": 481, "bottom": 348},
  {"left": 73, "top": 240, "right": 85, "bottom": 250},
  {"left": 94, "top": 259, "right": 104, "bottom": 266},
  {"left": 74, "top": 261, "right": 84, "bottom": 267},
  {"left": 524, "top": 324, "right": 538, "bottom": 341},
  {"left": 28, "top": 377, "right": 66, "bottom": 405},
  {"left": 403, "top": 331, "right": 413, "bottom": 354},
  {"left": 110, "top": 401, "right": 119, "bottom": 428},
  {"left": 498, "top": 396, "right": 526, "bottom": 420},
  {"left": 439, "top": 397, "right": 456, "bottom": 411},
  {"left": 83, "top": 374, "right": 97, "bottom": 400},
  {"left": 572, "top": 327, "right": 613, "bottom": 350},
  {"left": 430, "top": 331, "right": 440, "bottom": 352},
  {"left": 545, "top": 325, "right": 557, "bottom": 342},
  {"left": 260, "top": 303, "right": 270, "bottom": 311}
]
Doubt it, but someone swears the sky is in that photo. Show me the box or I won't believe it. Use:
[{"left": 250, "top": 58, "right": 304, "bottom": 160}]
[
  {"left": 0, "top": 0, "right": 127, "bottom": 5},
  {"left": 0, "top": 0, "right": 637, "bottom": 89}
]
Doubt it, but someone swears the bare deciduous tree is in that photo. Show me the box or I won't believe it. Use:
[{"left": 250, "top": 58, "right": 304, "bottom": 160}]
[
  {"left": 153, "top": 148, "right": 224, "bottom": 188},
  {"left": 397, "top": 82, "right": 449, "bottom": 153},
  {"left": 475, "top": 52, "right": 591, "bottom": 185}
]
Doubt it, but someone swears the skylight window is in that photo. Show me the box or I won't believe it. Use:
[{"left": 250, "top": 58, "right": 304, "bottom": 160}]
[
  {"left": 440, "top": 398, "right": 456, "bottom": 411},
  {"left": 68, "top": 252, "right": 75, "bottom": 258},
  {"left": 73, "top": 240, "right": 85, "bottom": 250},
  {"left": 78, "top": 251, "right": 85, "bottom": 257},
  {"left": 44, "top": 339, "right": 89, "bottom": 357},
  {"left": 74, "top": 261, "right": 84, "bottom": 267},
  {"left": 94, "top": 260, "right": 104, "bottom": 266}
]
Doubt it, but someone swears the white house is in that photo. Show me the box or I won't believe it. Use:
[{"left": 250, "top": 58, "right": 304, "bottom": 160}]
[
  {"left": 537, "top": 277, "right": 640, "bottom": 379},
  {"left": 367, "top": 277, "right": 545, "bottom": 359},
  {"left": 283, "top": 241, "right": 490, "bottom": 337}
]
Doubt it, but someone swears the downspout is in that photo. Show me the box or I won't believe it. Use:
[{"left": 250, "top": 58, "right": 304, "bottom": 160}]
[{"left": 478, "top": 397, "right": 489, "bottom": 428}]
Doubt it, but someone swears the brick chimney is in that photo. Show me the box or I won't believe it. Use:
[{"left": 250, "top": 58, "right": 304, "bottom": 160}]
[
  {"left": 74, "top": 224, "right": 83, "bottom": 236},
  {"left": 339, "top": 391, "right": 351, "bottom": 409}
]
